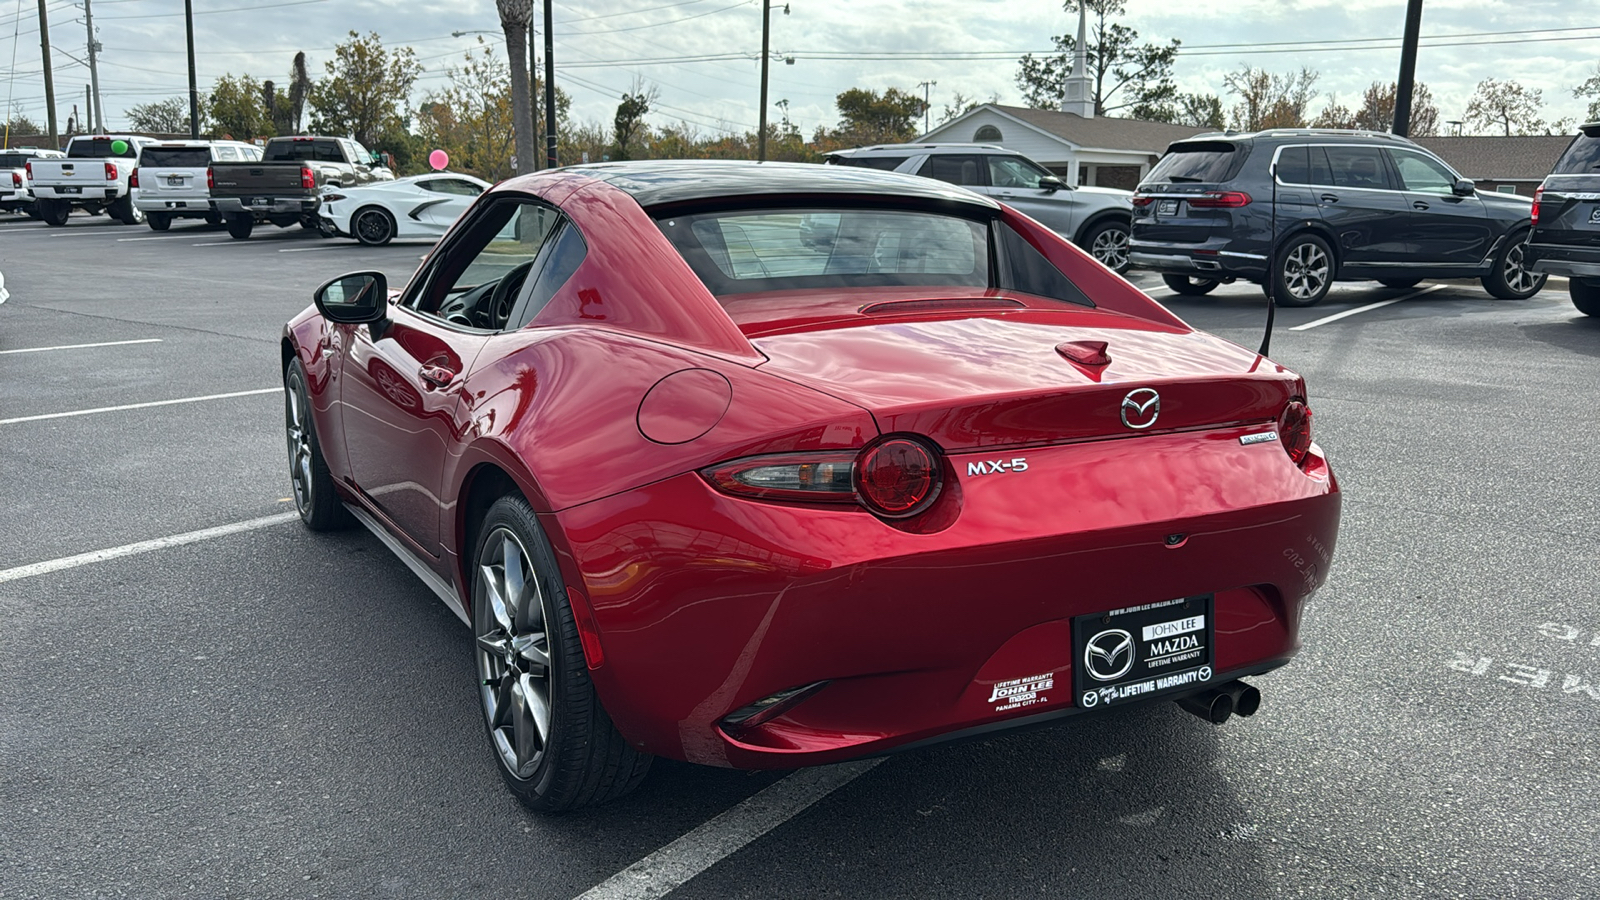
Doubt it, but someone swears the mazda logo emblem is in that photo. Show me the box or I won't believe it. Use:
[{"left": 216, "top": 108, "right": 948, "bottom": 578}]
[
  {"left": 1121, "top": 388, "right": 1160, "bottom": 430},
  {"left": 1084, "top": 628, "right": 1135, "bottom": 681}
]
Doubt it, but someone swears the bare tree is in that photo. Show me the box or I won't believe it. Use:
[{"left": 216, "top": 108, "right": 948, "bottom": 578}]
[
  {"left": 1223, "top": 66, "right": 1319, "bottom": 131},
  {"left": 1463, "top": 78, "right": 1547, "bottom": 136},
  {"left": 498, "top": 0, "right": 537, "bottom": 174}
]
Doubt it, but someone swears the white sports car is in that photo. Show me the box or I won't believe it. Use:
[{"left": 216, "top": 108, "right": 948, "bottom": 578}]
[{"left": 318, "top": 173, "right": 490, "bottom": 246}]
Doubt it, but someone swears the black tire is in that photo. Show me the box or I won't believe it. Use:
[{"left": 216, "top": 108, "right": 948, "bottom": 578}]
[
  {"left": 204, "top": 210, "right": 223, "bottom": 227},
  {"left": 472, "top": 494, "right": 651, "bottom": 812},
  {"left": 1378, "top": 278, "right": 1422, "bottom": 290},
  {"left": 1162, "top": 274, "right": 1220, "bottom": 296},
  {"left": 1571, "top": 278, "right": 1600, "bottom": 317},
  {"left": 83, "top": 203, "right": 104, "bottom": 217},
  {"left": 225, "top": 213, "right": 254, "bottom": 240},
  {"left": 114, "top": 194, "right": 144, "bottom": 225},
  {"left": 1270, "top": 233, "right": 1335, "bottom": 307},
  {"left": 1080, "top": 218, "right": 1130, "bottom": 274},
  {"left": 147, "top": 213, "right": 172, "bottom": 232},
  {"left": 352, "top": 206, "right": 396, "bottom": 246},
  {"left": 25, "top": 204, "right": 42, "bottom": 220},
  {"left": 1481, "top": 231, "right": 1547, "bottom": 300},
  {"left": 39, "top": 199, "right": 70, "bottom": 227},
  {"left": 284, "top": 358, "right": 351, "bottom": 531}
]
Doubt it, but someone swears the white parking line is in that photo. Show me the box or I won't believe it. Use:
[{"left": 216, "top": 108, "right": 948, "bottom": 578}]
[
  {"left": 192, "top": 241, "right": 245, "bottom": 246},
  {"left": 116, "top": 235, "right": 195, "bottom": 242},
  {"left": 0, "top": 338, "right": 163, "bottom": 355},
  {"left": 278, "top": 245, "right": 357, "bottom": 252},
  {"left": 0, "top": 387, "right": 280, "bottom": 426},
  {"left": 1289, "top": 284, "right": 1445, "bottom": 331},
  {"left": 573, "top": 758, "right": 883, "bottom": 900},
  {"left": 0, "top": 512, "right": 299, "bottom": 584}
]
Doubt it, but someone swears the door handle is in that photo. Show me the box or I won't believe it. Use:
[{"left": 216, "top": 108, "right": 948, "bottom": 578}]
[
  {"left": 1412, "top": 200, "right": 1430, "bottom": 210},
  {"left": 418, "top": 364, "right": 457, "bottom": 388},
  {"left": 1319, "top": 193, "right": 1339, "bottom": 203}
]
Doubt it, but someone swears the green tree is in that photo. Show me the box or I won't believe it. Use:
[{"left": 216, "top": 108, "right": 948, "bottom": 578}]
[
  {"left": 5, "top": 114, "right": 43, "bottom": 138},
  {"left": 611, "top": 82, "right": 656, "bottom": 161},
  {"left": 1575, "top": 64, "right": 1600, "bottom": 122},
  {"left": 1464, "top": 78, "right": 1547, "bottom": 136},
  {"left": 829, "top": 87, "right": 926, "bottom": 144},
  {"left": 1224, "top": 66, "right": 1319, "bottom": 130},
  {"left": 206, "top": 73, "right": 272, "bottom": 139},
  {"left": 125, "top": 97, "right": 194, "bottom": 133},
  {"left": 1016, "top": 0, "right": 1179, "bottom": 118},
  {"left": 307, "top": 32, "right": 422, "bottom": 148},
  {"left": 417, "top": 41, "right": 516, "bottom": 181}
]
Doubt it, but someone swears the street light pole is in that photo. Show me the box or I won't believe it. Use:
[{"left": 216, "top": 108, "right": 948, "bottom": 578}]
[
  {"left": 543, "top": 0, "right": 557, "bottom": 167},
  {"left": 758, "top": 0, "right": 771, "bottom": 162},
  {"left": 184, "top": 0, "right": 199, "bottom": 138},
  {"left": 918, "top": 80, "right": 936, "bottom": 136},
  {"left": 1392, "top": 0, "right": 1424, "bottom": 137}
]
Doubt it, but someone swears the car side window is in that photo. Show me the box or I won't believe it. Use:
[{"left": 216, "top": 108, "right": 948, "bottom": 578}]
[
  {"left": 214, "top": 146, "right": 238, "bottom": 161},
  {"left": 1324, "top": 145, "right": 1395, "bottom": 190},
  {"left": 834, "top": 155, "right": 906, "bottom": 171},
  {"left": 1388, "top": 150, "right": 1457, "bottom": 193},
  {"left": 435, "top": 178, "right": 484, "bottom": 197},
  {"left": 1275, "top": 146, "right": 1310, "bottom": 184},
  {"left": 510, "top": 224, "right": 588, "bottom": 328},
  {"left": 406, "top": 200, "right": 563, "bottom": 331},
  {"left": 918, "top": 154, "right": 986, "bottom": 187},
  {"left": 988, "top": 156, "right": 1049, "bottom": 189}
]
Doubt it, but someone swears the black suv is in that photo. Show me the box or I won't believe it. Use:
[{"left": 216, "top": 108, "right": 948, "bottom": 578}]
[
  {"left": 1130, "top": 129, "right": 1544, "bottom": 306},
  {"left": 1525, "top": 123, "right": 1600, "bottom": 317}
]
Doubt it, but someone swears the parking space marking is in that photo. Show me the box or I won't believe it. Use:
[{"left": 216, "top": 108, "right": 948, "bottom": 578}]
[
  {"left": 0, "top": 387, "right": 280, "bottom": 426},
  {"left": 0, "top": 338, "right": 163, "bottom": 355},
  {"left": 116, "top": 235, "right": 196, "bottom": 242},
  {"left": 0, "top": 512, "right": 299, "bottom": 585},
  {"left": 278, "top": 245, "right": 360, "bottom": 252},
  {"left": 1289, "top": 284, "right": 1445, "bottom": 331},
  {"left": 573, "top": 758, "right": 883, "bottom": 900}
]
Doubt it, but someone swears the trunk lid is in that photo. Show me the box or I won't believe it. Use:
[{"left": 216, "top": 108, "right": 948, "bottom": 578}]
[
  {"left": 1532, "top": 173, "right": 1600, "bottom": 250},
  {"left": 752, "top": 308, "right": 1297, "bottom": 450}
]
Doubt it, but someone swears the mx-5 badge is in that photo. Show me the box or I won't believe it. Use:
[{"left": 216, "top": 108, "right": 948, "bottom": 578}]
[{"left": 966, "top": 457, "right": 1028, "bottom": 477}]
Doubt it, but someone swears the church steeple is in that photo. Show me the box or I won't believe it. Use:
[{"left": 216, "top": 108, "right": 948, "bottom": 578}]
[{"left": 1061, "top": 3, "right": 1095, "bottom": 117}]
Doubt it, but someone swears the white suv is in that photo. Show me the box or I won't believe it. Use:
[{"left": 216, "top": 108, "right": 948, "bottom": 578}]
[
  {"left": 132, "top": 140, "right": 262, "bottom": 230},
  {"left": 826, "top": 143, "right": 1135, "bottom": 273}
]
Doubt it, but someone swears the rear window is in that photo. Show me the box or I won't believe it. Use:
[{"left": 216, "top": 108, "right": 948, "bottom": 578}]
[
  {"left": 140, "top": 148, "right": 211, "bottom": 168},
  {"left": 1146, "top": 142, "right": 1245, "bottom": 184},
  {"left": 265, "top": 139, "right": 344, "bottom": 163},
  {"left": 68, "top": 138, "right": 137, "bottom": 159},
  {"left": 1553, "top": 131, "right": 1600, "bottom": 175},
  {"left": 0, "top": 153, "right": 28, "bottom": 168},
  {"left": 829, "top": 155, "right": 906, "bottom": 171}
]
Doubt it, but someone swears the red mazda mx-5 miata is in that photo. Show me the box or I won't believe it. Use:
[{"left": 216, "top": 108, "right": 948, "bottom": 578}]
[{"left": 281, "top": 161, "right": 1340, "bottom": 811}]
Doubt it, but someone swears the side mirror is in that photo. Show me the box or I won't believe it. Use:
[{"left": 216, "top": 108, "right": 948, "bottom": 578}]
[
  {"left": 314, "top": 271, "right": 388, "bottom": 324},
  {"left": 1039, "top": 175, "right": 1067, "bottom": 192},
  {"left": 1452, "top": 178, "right": 1475, "bottom": 196}
]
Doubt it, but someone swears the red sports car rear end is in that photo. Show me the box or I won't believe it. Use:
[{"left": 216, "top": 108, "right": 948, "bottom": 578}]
[{"left": 281, "top": 160, "right": 1339, "bottom": 810}]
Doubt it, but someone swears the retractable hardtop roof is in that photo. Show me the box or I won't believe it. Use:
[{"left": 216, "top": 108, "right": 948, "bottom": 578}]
[{"left": 567, "top": 159, "right": 1001, "bottom": 211}]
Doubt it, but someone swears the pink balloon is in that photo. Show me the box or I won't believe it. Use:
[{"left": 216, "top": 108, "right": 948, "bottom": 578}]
[{"left": 428, "top": 149, "right": 449, "bottom": 171}]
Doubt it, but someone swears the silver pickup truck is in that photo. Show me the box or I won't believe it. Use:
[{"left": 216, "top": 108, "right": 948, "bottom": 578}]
[{"left": 29, "top": 134, "right": 158, "bottom": 226}]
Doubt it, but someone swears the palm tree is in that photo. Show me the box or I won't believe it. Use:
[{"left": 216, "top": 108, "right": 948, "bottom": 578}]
[{"left": 498, "top": 0, "right": 537, "bottom": 174}]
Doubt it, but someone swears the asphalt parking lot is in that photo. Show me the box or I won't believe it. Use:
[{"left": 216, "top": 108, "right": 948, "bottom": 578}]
[{"left": 3, "top": 211, "right": 1599, "bottom": 900}]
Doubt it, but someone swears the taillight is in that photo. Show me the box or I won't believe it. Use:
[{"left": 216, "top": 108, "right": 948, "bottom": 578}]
[
  {"left": 24, "top": 162, "right": 32, "bottom": 179},
  {"left": 1187, "top": 191, "right": 1252, "bottom": 208},
  {"left": 129, "top": 168, "right": 139, "bottom": 188},
  {"left": 206, "top": 167, "right": 214, "bottom": 190},
  {"left": 854, "top": 437, "right": 941, "bottom": 518},
  {"left": 11, "top": 171, "right": 20, "bottom": 188},
  {"left": 1131, "top": 193, "right": 1154, "bottom": 208},
  {"left": 1278, "top": 401, "right": 1312, "bottom": 467},
  {"left": 300, "top": 166, "right": 315, "bottom": 189},
  {"left": 700, "top": 436, "right": 945, "bottom": 518},
  {"left": 105, "top": 161, "right": 117, "bottom": 181},
  {"left": 322, "top": 193, "right": 346, "bottom": 203},
  {"left": 1531, "top": 186, "right": 1543, "bottom": 225}
]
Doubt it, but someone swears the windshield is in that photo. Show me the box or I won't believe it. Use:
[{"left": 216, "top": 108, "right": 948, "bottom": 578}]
[
  {"left": 1146, "top": 142, "right": 1243, "bottom": 184},
  {"left": 659, "top": 207, "right": 989, "bottom": 295}
]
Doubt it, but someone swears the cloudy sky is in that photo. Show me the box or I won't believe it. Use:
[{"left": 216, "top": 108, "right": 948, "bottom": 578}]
[{"left": 1, "top": 0, "right": 1596, "bottom": 139}]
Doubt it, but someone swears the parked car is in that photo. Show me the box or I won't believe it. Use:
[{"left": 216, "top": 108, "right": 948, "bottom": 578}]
[
  {"left": 1, "top": 147, "right": 64, "bottom": 218},
  {"left": 1524, "top": 122, "right": 1600, "bottom": 317},
  {"left": 210, "top": 135, "right": 394, "bottom": 240},
  {"left": 825, "top": 143, "right": 1135, "bottom": 273},
  {"left": 1130, "top": 129, "right": 1545, "bottom": 306},
  {"left": 0, "top": 268, "right": 8, "bottom": 305},
  {"left": 281, "top": 160, "right": 1340, "bottom": 811},
  {"left": 131, "top": 140, "right": 261, "bottom": 230},
  {"left": 317, "top": 172, "right": 489, "bottom": 245},
  {"left": 28, "top": 134, "right": 157, "bottom": 225}
]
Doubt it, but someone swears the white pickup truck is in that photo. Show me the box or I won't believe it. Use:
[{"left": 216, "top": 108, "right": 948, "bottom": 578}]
[{"left": 29, "top": 134, "right": 157, "bottom": 226}]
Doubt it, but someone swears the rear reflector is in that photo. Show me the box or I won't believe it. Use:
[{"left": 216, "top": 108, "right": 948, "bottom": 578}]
[
  {"left": 1187, "top": 191, "right": 1252, "bottom": 208},
  {"left": 722, "top": 682, "right": 829, "bottom": 729}
]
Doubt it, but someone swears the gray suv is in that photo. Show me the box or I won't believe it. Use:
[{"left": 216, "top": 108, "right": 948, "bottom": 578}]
[{"left": 826, "top": 143, "right": 1134, "bottom": 273}]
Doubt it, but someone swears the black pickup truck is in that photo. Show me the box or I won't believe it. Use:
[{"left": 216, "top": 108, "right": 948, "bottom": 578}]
[{"left": 208, "top": 135, "right": 392, "bottom": 239}]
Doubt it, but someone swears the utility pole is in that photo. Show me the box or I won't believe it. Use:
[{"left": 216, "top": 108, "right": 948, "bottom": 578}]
[
  {"left": 185, "top": 0, "right": 199, "bottom": 138},
  {"left": 543, "top": 0, "right": 557, "bottom": 167},
  {"left": 757, "top": 0, "right": 771, "bottom": 161},
  {"left": 37, "top": 0, "right": 58, "bottom": 146},
  {"left": 529, "top": 18, "right": 539, "bottom": 170},
  {"left": 918, "top": 80, "right": 936, "bottom": 136},
  {"left": 84, "top": 85, "right": 92, "bottom": 134},
  {"left": 84, "top": 0, "right": 102, "bottom": 131},
  {"left": 1392, "top": 0, "right": 1424, "bottom": 137}
]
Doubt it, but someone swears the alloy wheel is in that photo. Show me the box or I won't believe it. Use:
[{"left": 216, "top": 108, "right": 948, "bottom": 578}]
[
  {"left": 475, "top": 527, "right": 553, "bottom": 780},
  {"left": 355, "top": 210, "right": 392, "bottom": 245},
  {"left": 284, "top": 376, "right": 314, "bottom": 513},
  {"left": 1503, "top": 243, "right": 1538, "bottom": 295},
  {"left": 1091, "top": 226, "right": 1130, "bottom": 271},
  {"left": 1283, "top": 242, "right": 1329, "bottom": 301}
]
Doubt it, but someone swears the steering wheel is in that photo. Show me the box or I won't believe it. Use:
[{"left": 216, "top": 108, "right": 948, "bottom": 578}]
[{"left": 484, "top": 259, "right": 539, "bottom": 330}]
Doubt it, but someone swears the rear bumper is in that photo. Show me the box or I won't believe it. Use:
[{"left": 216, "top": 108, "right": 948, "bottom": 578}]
[
  {"left": 1129, "top": 238, "right": 1266, "bottom": 279},
  {"left": 34, "top": 186, "right": 121, "bottom": 202},
  {"left": 213, "top": 196, "right": 319, "bottom": 216},
  {"left": 558, "top": 428, "right": 1340, "bottom": 769},
  {"left": 1526, "top": 242, "right": 1600, "bottom": 279},
  {"left": 134, "top": 195, "right": 214, "bottom": 215}
]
